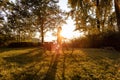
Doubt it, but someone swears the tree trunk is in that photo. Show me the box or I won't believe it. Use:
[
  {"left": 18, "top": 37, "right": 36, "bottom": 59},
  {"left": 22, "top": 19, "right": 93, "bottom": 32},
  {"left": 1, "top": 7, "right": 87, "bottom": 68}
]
[
  {"left": 114, "top": 0, "right": 120, "bottom": 32},
  {"left": 41, "top": 24, "right": 44, "bottom": 44},
  {"left": 96, "top": 0, "right": 100, "bottom": 30}
]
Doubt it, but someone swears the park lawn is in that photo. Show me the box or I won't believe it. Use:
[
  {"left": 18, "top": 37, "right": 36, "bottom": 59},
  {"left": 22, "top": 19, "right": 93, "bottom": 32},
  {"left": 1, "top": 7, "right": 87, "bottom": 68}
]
[{"left": 0, "top": 48, "right": 120, "bottom": 80}]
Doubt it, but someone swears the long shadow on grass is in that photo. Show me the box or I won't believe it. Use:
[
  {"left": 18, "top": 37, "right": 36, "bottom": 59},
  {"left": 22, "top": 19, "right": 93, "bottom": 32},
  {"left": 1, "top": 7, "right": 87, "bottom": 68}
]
[
  {"left": 0, "top": 47, "right": 33, "bottom": 54},
  {"left": 62, "top": 52, "right": 66, "bottom": 80},
  {"left": 0, "top": 48, "right": 16, "bottom": 53},
  {"left": 81, "top": 48, "right": 120, "bottom": 59},
  {"left": 3, "top": 48, "right": 44, "bottom": 65},
  {"left": 43, "top": 53, "right": 60, "bottom": 80}
]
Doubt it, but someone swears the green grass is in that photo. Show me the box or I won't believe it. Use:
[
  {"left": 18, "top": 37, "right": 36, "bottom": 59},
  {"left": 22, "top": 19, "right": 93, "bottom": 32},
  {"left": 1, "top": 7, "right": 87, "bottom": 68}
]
[{"left": 0, "top": 48, "right": 120, "bottom": 80}]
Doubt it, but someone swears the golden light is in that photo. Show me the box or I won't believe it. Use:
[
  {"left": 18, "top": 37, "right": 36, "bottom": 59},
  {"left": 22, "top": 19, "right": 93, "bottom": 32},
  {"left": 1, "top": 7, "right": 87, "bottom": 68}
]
[
  {"left": 35, "top": 18, "right": 85, "bottom": 42},
  {"left": 61, "top": 26, "right": 74, "bottom": 39},
  {"left": 60, "top": 17, "right": 85, "bottom": 40},
  {"left": 34, "top": 26, "right": 85, "bottom": 42},
  {"left": 61, "top": 25, "right": 84, "bottom": 40}
]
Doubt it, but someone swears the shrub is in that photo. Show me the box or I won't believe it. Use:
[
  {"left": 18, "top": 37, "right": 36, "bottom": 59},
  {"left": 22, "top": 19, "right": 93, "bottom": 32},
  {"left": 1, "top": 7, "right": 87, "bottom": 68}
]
[
  {"left": 7, "top": 42, "right": 42, "bottom": 48},
  {"left": 69, "top": 31, "right": 120, "bottom": 49}
]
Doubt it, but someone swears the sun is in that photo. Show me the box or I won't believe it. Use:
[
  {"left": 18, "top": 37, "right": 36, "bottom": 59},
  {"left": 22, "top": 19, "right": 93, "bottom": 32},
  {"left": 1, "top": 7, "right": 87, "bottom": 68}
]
[
  {"left": 61, "top": 25, "right": 84, "bottom": 40},
  {"left": 60, "top": 17, "right": 85, "bottom": 40},
  {"left": 61, "top": 26, "right": 74, "bottom": 39}
]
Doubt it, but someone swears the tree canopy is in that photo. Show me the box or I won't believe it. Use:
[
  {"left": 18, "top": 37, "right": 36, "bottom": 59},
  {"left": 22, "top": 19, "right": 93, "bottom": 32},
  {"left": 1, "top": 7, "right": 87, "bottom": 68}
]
[
  {"left": 0, "top": 0, "right": 65, "bottom": 44},
  {"left": 68, "top": 0, "right": 119, "bottom": 34}
]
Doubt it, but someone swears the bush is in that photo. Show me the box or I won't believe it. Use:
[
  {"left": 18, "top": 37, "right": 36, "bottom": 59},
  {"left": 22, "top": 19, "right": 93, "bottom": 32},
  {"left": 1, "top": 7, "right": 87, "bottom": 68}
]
[
  {"left": 102, "top": 31, "right": 120, "bottom": 50},
  {"left": 43, "top": 42, "right": 53, "bottom": 51},
  {"left": 69, "top": 31, "right": 120, "bottom": 49},
  {"left": 7, "top": 42, "right": 42, "bottom": 48}
]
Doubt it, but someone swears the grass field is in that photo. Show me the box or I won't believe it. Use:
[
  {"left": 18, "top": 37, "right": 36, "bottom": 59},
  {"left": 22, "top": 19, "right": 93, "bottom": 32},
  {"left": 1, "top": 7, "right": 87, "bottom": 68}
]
[{"left": 0, "top": 48, "right": 120, "bottom": 80}]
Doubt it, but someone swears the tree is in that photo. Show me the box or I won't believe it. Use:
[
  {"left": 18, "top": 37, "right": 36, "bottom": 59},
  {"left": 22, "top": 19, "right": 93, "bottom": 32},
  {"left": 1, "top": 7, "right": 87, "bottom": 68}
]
[
  {"left": 114, "top": 0, "right": 120, "bottom": 32},
  {"left": 96, "top": 0, "right": 100, "bottom": 30},
  {"left": 21, "top": 0, "right": 64, "bottom": 43},
  {"left": 0, "top": 0, "right": 65, "bottom": 44},
  {"left": 68, "top": 0, "right": 91, "bottom": 31},
  {"left": 68, "top": 0, "right": 115, "bottom": 34}
]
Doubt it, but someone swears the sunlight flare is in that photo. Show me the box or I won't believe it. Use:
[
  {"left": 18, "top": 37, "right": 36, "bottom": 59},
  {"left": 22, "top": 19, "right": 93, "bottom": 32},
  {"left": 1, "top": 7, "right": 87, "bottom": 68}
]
[{"left": 61, "top": 24, "right": 84, "bottom": 40}]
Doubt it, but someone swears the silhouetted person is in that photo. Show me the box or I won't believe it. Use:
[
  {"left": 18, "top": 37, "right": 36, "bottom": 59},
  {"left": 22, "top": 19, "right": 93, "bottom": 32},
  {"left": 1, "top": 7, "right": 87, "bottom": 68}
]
[{"left": 57, "top": 26, "right": 62, "bottom": 53}]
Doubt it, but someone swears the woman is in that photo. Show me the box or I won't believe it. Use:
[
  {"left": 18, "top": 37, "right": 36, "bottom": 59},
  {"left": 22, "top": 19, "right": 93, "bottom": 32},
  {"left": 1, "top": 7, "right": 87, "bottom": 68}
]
[{"left": 56, "top": 26, "right": 62, "bottom": 53}]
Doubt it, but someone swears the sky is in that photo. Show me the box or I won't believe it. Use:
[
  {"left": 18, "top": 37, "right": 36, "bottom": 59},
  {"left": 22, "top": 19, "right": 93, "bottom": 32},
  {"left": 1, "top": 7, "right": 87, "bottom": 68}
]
[
  {"left": 57, "top": 0, "right": 71, "bottom": 12},
  {"left": 57, "top": 0, "right": 82, "bottom": 39},
  {"left": 44, "top": 0, "right": 82, "bottom": 41}
]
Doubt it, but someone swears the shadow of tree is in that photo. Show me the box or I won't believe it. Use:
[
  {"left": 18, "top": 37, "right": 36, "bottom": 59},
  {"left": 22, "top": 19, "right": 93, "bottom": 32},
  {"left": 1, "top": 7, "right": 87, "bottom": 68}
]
[
  {"left": 1, "top": 48, "right": 49, "bottom": 80},
  {"left": 81, "top": 48, "right": 120, "bottom": 60},
  {"left": 0, "top": 48, "right": 35, "bottom": 54},
  {"left": 71, "top": 75, "right": 81, "bottom": 80},
  {"left": 62, "top": 52, "right": 66, "bottom": 80},
  {"left": 3, "top": 48, "right": 44, "bottom": 65},
  {"left": 0, "top": 48, "right": 22, "bottom": 54},
  {"left": 0, "top": 48, "right": 11, "bottom": 53},
  {"left": 43, "top": 53, "right": 60, "bottom": 80}
]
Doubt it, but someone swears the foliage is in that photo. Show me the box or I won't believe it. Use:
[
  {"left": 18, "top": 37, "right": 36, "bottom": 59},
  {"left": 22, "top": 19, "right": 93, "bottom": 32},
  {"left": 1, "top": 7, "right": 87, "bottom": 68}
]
[
  {"left": 0, "top": 0, "right": 65, "bottom": 43},
  {"left": 68, "top": 0, "right": 118, "bottom": 33},
  {"left": 7, "top": 42, "right": 42, "bottom": 48},
  {"left": 70, "top": 31, "right": 120, "bottom": 49},
  {"left": 114, "top": 0, "right": 120, "bottom": 31}
]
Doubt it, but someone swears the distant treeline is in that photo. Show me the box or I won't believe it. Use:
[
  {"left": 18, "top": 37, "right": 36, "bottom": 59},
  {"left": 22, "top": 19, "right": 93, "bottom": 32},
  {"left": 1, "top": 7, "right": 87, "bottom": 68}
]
[
  {"left": 71, "top": 31, "right": 120, "bottom": 50},
  {"left": 6, "top": 42, "right": 53, "bottom": 51},
  {"left": 0, "top": 32, "right": 120, "bottom": 51},
  {"left": 7, "top": 42, "right": 42, "bottom": 48}
]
